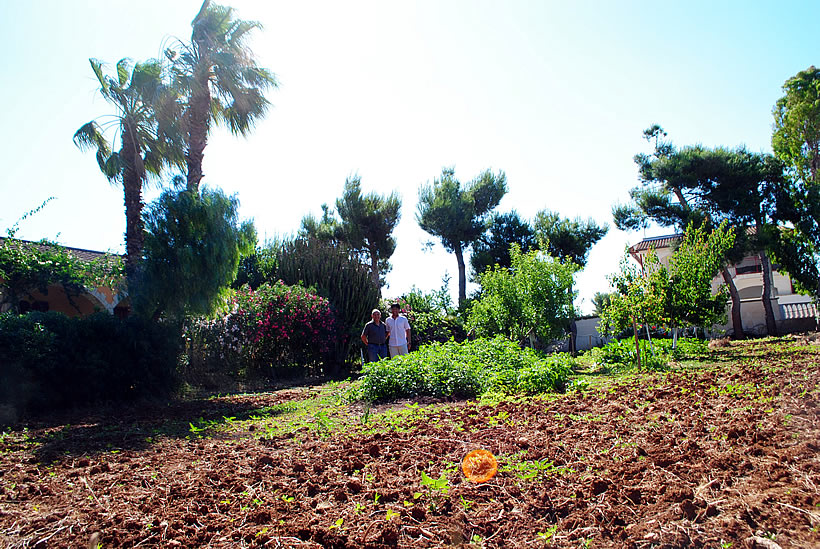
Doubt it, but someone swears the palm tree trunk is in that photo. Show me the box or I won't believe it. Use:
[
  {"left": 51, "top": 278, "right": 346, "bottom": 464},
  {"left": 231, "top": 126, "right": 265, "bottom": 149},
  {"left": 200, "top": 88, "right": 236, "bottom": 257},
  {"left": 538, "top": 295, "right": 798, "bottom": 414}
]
[
  {"left": 760, "top": 251, "right": 778, "bottom": 336},
  {"left": 121, "top": 121, "right": 146, "bottom": 279},
  {"left": 721, "top": 267, "right": 744, "bottom": 339},
  {"left": 186, "top": 66, "right": 211, "bottom": 192},
  {"left": 454, "top": 242, "right": 466, "bottom": 307}
]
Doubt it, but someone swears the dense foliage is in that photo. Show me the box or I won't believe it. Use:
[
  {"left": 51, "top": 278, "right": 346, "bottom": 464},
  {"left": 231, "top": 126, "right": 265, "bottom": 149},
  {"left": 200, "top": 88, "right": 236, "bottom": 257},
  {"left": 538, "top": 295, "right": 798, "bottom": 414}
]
[
  {"left": 382, "top": 284, "right": 466, "bottom": 347},
  {"left": 136, "top": 187, "right": 255, "bottom": 319},
  {"left": 771, "top": 66, "right": 820, "bottom": 297},
  {"left": 353, "top": 337, "right": 573, "bottom": 402},
  {"left": 665, "top": 222, "right": 734, "bottom": 329},
  {"left": 469, "top": 211, "right": 536, "bottom": 280},
  {"left": 0, "top": 312, "right": 180, "bottom": 419},
  {"left": 0, "top": 201, "right": 124, "bottom": 314},
  {"left": 0, "top": 236, "right": 123, "bottom": 314},
  {"left": 467, "top": 245, "right": 577, "bottom": 344},
  {"left": 186, "top": 281, "right": 337, "bottom": 378},
  {"left": 273, "top": 237, "right": 380, "bottom": 371},
  {"left": 588, "top": 336, "right": 709, "bottom": 372}
]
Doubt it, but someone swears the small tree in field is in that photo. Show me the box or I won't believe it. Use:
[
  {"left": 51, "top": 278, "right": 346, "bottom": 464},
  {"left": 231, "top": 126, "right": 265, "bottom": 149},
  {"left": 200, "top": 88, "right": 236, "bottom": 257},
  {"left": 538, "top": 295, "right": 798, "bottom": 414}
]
[
  {"left": 665, "top": 221, "right": 735, "bottom": 344},
  {"left": 467, "top": 244, "right": 577, "bottom": 345},
  {"left": 599, "top": 251, "right": 667, "bottom": 370}
]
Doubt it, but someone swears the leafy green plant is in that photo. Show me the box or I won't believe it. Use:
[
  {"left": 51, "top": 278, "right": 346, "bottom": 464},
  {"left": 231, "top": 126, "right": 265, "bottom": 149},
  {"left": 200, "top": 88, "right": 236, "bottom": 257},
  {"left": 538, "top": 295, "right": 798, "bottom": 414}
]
[
  {"left": 352, "top": 337, "right": 573, "bottom": 402},
  {"left": 420, "top": 470, "right": 450, "bottom": 495},
  {"left": 536, "top": 525, "right": 558, "bottom": 543},
  {"left": 467, "top": 244, "right": 578, "bottom": 344}
]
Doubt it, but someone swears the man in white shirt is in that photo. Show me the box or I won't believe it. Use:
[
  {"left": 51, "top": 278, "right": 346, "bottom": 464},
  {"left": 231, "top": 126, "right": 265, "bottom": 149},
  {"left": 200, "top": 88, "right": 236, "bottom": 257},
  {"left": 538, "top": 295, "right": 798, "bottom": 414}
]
[{"left": 385, "top": 303, "right": 411, "bottom": 358}]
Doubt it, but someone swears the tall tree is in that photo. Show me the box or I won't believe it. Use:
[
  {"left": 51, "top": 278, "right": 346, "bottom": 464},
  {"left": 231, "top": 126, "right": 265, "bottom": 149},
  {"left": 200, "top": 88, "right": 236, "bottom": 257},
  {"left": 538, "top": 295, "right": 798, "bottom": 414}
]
[
  {"left": 299, "top": 204, "right": 342, "bottom": 244},
  {"left": 469, "top": 211, "right": 536, "bottom": 280},
  {"left": 533, "top": 210, "right": 608, "bottom": 267},
  {"left": 416, "top": 167, "right": 508, "bottom": 306},
  {"left": 773, "top": 66, "right": 820, "bottom": 187},
  {"left": 299, "top": 177, "right": 401, "bottom": 286},
  {"left": 335, "top": 176, "right": 401, "bottom": 286},
  {"left": 772, "top": 66, "right": 820, "bottom": 297},
  {"left": 74, "top": 58, "right": 182, "bottom": 276},
  {"left": 614, "top": 127, "right": 748, "bottom": 337},
  {"left": 665, "top": 221, "right": 736, "bottom": 338},
  {"left": 167, "top": 1, "right": 278, "bottom": 191}
]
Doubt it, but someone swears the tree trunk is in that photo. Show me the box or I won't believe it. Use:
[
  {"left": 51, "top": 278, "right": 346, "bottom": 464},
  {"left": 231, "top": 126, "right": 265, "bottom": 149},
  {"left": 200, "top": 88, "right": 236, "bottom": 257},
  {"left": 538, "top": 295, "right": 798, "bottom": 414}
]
[
  {"left": 721, "top": 267, "right": 744, "bottom": 339},
  {"left": 632, "top": 316, "right": 641, "bottom": 370},
  {"left": 121, "top": 120, "right": 146, "bottom": 280},
  {"left": 186, "top": 60, "right": 211, "bottom": 192},
  {"left": 454, "top": 242, "right": 467, "bottom": 308},
  {"left": 759, "top": 251, "right": 778, "bottom": 336},
  {"left": 368, "top": 244, "right": 380, "bottom": 288}
]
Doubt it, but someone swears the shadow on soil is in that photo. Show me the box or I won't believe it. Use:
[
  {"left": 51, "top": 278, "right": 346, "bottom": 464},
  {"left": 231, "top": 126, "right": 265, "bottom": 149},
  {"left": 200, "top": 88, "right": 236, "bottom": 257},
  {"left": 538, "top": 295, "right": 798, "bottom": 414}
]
[{"left": 14, "top": 378, "right": 332, "bottom": 464}]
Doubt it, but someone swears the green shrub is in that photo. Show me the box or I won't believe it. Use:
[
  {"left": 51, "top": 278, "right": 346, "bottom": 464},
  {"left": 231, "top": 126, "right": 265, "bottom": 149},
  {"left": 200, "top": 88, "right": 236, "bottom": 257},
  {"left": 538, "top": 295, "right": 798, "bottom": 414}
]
[
  {"left": 353, "top": 336, "right": 573, "bottom": 402},
  {"left": 380, "top": 292, "right": 466, "bottom": 347},
  {"left": 589, "top": 337, "right": 708, "bottom": 371},
  {"left": 273, "top": 237, "right": 380, "bottom": 373},
  {"left": 0, "top": 312, "right": 180, "bottom": 419}
]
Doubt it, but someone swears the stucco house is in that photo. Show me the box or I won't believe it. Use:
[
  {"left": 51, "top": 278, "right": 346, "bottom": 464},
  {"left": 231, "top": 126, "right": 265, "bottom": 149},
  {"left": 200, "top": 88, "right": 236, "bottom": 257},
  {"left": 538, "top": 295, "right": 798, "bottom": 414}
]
[
  {"left": 629, "top": 234, "right": 817, "bottom": 336},
  {"left": 0, "top": 237, "right": 129, "bottom": 318}
]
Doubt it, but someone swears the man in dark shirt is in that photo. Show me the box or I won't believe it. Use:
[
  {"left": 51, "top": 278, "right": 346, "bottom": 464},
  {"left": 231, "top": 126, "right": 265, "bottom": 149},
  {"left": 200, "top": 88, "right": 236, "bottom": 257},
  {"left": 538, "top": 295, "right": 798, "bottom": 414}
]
[{"left": 361, "top": 309, "right": 389, "bottom": 362}]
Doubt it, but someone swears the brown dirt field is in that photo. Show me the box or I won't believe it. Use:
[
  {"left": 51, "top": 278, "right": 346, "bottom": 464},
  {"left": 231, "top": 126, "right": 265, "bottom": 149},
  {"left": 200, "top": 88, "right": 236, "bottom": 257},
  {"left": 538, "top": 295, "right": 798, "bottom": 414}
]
[{"left": 1, "top": 336, "right": 819, "bottom": 548}]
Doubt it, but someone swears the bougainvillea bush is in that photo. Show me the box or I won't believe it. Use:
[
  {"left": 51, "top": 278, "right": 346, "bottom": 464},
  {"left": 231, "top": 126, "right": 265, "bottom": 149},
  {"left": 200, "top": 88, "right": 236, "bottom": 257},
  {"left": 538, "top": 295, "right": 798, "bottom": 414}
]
[{"left": 187, "top": 281, "right": 338, "bottom": 378}]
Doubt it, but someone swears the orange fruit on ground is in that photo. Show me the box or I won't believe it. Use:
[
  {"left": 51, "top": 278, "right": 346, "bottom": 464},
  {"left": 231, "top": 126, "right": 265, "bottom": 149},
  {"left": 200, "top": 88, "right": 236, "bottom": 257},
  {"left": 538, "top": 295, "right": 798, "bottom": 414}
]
[{"left": 462, "top": 449, "right": 498, "bottom": 483}]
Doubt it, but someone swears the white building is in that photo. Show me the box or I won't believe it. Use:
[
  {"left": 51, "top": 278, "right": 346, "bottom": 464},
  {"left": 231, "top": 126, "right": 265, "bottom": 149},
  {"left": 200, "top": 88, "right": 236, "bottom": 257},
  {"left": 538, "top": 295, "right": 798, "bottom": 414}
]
[{"left": 629, "top": 234, "right": 817, "bottom": 336}]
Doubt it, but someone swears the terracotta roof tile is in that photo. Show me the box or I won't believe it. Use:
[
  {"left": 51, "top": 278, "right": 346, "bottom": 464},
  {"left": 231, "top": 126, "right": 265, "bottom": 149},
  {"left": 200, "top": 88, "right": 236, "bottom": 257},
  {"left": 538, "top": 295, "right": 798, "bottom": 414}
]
[
  {"left": 628, "top": 234, "right": 681, "bottom": 254},
  {"left": 0, "top": 237, "right": 119, "bottom": 263}
]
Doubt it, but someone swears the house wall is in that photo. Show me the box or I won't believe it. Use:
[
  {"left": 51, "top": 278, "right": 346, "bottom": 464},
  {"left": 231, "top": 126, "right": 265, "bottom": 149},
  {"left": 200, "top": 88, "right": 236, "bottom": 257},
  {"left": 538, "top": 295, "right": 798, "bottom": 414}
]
[
  {"left": 18, "top": 284, "right": 106, "bottom": 317},
  {"left": 574, "top": 317, "right": 610, "bottom": 351}
]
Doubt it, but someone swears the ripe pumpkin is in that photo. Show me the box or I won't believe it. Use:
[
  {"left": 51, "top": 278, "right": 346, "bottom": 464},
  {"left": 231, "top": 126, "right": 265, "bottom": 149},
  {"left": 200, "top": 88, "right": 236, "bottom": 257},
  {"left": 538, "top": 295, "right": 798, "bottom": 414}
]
[{"left": 462, "top": 449, "right": 498, "bottom": 483}]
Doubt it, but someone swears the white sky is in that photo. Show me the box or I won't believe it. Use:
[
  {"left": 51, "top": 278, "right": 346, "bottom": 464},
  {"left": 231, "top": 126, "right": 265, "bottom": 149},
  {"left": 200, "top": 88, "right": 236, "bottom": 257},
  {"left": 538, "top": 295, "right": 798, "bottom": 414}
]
[{"left": 1, "top": 1, "right": 817, "bottom": 313}]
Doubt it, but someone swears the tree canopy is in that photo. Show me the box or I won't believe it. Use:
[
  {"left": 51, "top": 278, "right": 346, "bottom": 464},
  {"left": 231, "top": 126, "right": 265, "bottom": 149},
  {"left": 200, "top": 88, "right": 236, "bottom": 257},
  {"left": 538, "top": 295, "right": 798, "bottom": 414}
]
[
  {"left": 301, "top": 176, "right": 401, "bottom": 287},
  {"left": 166, "top": 0, "right": 278, "bottom": 191},
  {"left": 467, "top": 245, "right": 577, "bottom": 344},
  {"left": 771, "top": 66, "right": 820, "bottom": 297},
  {"left": 135, "top": 187, "right": 255, "bottom": 320},
  {"left": 416, "top": 167, "right": 507, "bottom": 306},
  {"left": 533, "top": 209, "right": 608, "bottom": 267},
  {"left": 469, "top": 211, "right": 536, "bottom": 280}
]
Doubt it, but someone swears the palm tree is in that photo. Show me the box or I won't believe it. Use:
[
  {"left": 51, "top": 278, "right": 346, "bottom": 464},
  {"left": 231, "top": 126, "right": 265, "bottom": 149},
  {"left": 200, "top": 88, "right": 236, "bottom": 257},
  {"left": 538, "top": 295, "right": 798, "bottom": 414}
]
[
  {"left": 74, "top": 58, "right": 183, "bottom": 276},
  {"left": 166, "top": 0, "right": 278, "bottom": 192}
]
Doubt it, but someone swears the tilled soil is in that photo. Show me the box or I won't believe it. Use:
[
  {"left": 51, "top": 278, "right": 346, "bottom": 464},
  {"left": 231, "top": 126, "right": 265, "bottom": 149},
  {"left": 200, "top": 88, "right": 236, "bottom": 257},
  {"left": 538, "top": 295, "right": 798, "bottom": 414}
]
[{"left": 1, "top": 337, "right": 819, "bottom": 548}]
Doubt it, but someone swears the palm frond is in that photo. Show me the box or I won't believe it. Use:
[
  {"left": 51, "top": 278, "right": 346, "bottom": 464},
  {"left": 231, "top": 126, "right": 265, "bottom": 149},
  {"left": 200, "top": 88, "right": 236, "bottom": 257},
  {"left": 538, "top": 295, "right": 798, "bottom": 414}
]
[
  {"left": 103, "top": 152, "right": 123, "bottom": 181},
  {"left": 116, "top": 58, "right": 133, "bottom": 87},
  {"left": 89, "top": 59, "right": 109, "bottom": 95}
]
